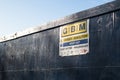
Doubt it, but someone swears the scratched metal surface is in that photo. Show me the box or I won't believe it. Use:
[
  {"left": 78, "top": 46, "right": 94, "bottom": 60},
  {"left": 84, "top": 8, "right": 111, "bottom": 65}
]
[
  {"left": 0, "top": 1, "right": 120, "bottom": 80},
  {"left": 0, "top": 1, "right": 120, "bottom": 42}
]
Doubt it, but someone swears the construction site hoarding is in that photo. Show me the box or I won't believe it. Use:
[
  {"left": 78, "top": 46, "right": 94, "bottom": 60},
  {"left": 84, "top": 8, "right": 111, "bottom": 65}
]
[{"left": 0, "top": 1, "right": 120, "bottom": 80}]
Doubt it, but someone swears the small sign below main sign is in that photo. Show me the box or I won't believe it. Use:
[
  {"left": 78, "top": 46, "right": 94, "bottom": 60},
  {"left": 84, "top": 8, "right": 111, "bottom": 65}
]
[{"left": 59, "top": 20, "right": 89, "bottom": 57}]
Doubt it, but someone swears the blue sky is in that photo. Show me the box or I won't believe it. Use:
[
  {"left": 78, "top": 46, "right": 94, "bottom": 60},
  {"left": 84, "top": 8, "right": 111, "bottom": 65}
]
[{"left": 0, "top": 0, "right": 114, "bottom": 36}]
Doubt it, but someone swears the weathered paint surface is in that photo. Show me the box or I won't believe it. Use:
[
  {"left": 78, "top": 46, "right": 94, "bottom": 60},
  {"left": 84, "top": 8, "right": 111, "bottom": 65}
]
[
  {"left": 0, "top": 1, "right": 120, "bottom": 42},
  {"left": 0, "top": 1, "right": 120, "bottom": 80}
]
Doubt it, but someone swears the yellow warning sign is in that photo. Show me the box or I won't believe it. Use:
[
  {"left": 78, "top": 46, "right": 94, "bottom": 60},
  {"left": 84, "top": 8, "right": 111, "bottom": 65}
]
[{"left": 61, "top": 21, "right": 87, "bottom": 37}]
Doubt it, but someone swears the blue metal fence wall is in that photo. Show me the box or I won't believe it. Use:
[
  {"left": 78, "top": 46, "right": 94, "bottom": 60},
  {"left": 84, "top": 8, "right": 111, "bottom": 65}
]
[{"left": 0, "top": 1, "right": 120, "bottom": 80}]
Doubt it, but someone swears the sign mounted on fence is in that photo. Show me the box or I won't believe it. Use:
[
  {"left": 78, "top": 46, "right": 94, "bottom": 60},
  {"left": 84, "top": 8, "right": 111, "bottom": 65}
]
[{"left": 59, "top": 20, "right": 89, "bottom": 56}]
